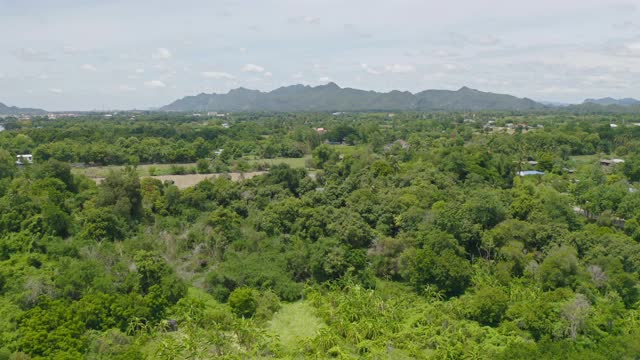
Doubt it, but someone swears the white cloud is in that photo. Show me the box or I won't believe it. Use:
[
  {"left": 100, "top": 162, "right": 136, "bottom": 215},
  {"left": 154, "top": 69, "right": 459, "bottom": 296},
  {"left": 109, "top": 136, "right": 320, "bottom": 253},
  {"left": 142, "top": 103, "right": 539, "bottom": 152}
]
[
  {"left": 144, "top": 80, "right": 166, "bottom": 88},
  {"left": 384, "top": 64, "right": 416, "bottom": 73},
  {"left": 292, "top": 72, "right": 304, "bottom": 79},
  {"left": 119, "top": 85, "right": 136, "bottom": 92},
  {"left": 626, "top": 42, "right": 640, "bottom": 53},
  {"left": 264, "top": 72, "right": 273, "bottom": 78},
  {"left": 152, "top": 47, "right": 172, "bottom": 60},
  {"left": 49, "top": 88, "right": 63, "bottom": 94},
  {"left": 135, "top": 68, "right": 145, "bottom": 74},
  {"left": 202, "top": 71, "right": 235, "bottom": 79},
  {"left": 435, "top": 50, "right": 455, "bottom": 57},
  {"left": 242, "top": 64, "right": 265, "bottom": 73},
  {"left": 81, "top": 64, "right": 97, "bottom": 71},
  {"left": 303, "top": 16, "right": 320, "bottom": 24},
  {"left": 362, "top": 63, "right": 417, "bottom": 75},
  {"left": 361, "top": 63, "right": 381, "bottom": 75},
  {"left": 319, "top": 76, "right": 331, "bottom": 82},
  {"left": 288, "top": 16, "right": 320, "bottom": 24},
  {"left": 477, "top": 35, "right": 501, "bottom": 46}
]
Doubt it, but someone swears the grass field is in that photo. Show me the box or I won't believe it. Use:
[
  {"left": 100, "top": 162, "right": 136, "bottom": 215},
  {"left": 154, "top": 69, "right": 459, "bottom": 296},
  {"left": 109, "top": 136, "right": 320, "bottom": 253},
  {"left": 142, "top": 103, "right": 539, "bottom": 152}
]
[
  {"left": 268, "top": 301, "right": 324, "bottom": 349},
  {"left": 329, "top": 144, "right": 363, "bottom": 156},
  {"left": 74, "top": 156, "right": 311, "bottom": 178},
  {"left": 72, "top": 163, "right": 198, "bottom": 178},
  {"left": 91, "top": 172, "right": 266, "bottom": 189},
  {"left": 246, "top": 155, "right": 311, "bottom": 169},
  {"left": 570, "top": 154, "right": 600, "bottom": 166}
]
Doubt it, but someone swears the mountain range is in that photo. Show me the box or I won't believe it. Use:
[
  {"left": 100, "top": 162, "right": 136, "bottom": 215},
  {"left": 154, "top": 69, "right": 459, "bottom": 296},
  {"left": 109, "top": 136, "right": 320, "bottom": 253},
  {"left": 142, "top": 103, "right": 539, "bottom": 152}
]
[
  {"left": 0, "top": 102, "right": 47, "bottom": 115},
  {"left": 583, "top": 97, "right": 640, "bottom": 107},
  {"left": 161, "top": 83, "right": 546, "bottom": 112}
]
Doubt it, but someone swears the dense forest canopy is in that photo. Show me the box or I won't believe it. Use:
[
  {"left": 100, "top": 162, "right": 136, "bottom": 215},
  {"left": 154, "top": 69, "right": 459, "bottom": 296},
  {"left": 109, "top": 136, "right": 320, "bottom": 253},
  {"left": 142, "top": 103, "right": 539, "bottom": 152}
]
[{"left": 1, "top": 111, "right": 640, "bottom": 359}]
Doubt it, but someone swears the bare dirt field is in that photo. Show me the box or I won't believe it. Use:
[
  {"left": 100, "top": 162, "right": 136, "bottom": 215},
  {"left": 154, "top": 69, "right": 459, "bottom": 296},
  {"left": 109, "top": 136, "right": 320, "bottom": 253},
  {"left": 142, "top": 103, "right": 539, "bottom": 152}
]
[{"left": 92, "top": 171, "right": 267, "bottom": 189}]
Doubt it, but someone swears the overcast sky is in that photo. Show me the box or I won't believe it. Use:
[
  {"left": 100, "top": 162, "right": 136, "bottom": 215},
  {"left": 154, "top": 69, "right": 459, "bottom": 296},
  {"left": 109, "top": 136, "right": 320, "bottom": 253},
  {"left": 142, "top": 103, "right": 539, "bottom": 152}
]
[{"left": 1, "top": 0, "right": 639, "bottom": 110}]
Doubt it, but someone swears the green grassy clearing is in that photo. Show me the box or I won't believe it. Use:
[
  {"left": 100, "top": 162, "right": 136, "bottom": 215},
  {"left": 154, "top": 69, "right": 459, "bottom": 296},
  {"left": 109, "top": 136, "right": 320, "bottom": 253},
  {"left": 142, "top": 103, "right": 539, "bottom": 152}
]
[
  {"left": 329, "top": 144, "right": 362, "bottom": 156},
  {"left": 246, "top": 155, "right": 311, "bottom": 169},
  {"left": 75, "top": 156, "right": 312, "bottom": 178},
  {"left": 569, "top": 154, "right": 600, "bottom": 166},
  {"left": 268, "top": 301, "right": 324, "bottom": 349},
  {"left": 72, "top": 163, "right": 198, "bottom": 178}
]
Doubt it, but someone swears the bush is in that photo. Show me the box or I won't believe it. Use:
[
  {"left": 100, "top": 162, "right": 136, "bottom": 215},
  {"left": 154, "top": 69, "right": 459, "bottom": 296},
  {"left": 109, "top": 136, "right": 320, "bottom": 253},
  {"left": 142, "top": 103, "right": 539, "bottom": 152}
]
[
  {"left": 228, "top": 288, "right": 258, "bottom": 318},
  {"left": 170, "top": 165, "right": 186, "bottom": 175},
  {"left": 196, "top": 159, "right": 210, "bottom": 174},
  {"left": 255, "top": 290, "right": 282, "bottom": 322}
]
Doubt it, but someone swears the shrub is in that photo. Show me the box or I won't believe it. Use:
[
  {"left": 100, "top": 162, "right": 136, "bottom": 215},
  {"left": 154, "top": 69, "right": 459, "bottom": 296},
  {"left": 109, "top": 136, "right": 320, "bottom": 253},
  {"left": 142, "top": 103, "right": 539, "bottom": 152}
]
[{"left": 228, "top": 288, "right": 258, "bottom": 318}]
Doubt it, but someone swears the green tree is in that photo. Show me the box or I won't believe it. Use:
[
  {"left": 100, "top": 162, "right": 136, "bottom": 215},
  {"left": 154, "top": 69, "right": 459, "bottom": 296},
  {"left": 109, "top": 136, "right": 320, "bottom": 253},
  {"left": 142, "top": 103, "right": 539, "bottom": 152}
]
[
  {"left": 0, "top": 149, "right": 15, "bottom": 180},
  {"left": 228, "top": 288, "right": 258, "bottom": 318},
  {"left": 196, "top": 159, "right": 210, "bottom": 174},
  {"left": 539, "top": 246, "right": 580, "bottom": 290}
]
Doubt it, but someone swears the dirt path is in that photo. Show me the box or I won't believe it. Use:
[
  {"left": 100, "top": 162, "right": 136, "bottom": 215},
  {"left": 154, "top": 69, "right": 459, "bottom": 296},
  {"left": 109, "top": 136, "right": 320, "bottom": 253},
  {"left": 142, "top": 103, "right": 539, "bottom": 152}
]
[{"left": 92, "top": 171, "right": 267, "bottom": 189}]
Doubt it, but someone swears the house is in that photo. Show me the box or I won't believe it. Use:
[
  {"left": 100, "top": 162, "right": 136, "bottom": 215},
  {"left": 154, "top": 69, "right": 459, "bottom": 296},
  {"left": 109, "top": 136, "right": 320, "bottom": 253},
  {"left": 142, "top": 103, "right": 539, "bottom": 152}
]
[
  {"left": 315, "top": 127, "right": 327, "bottom": 134},
  {"left": 16, "top": 154, "right": 33, "bottom": 165},
  {"left": 384, "top": 139, "right": 410, "bottom": 151},
  {"left": 222, "top": 122, "right": 230, "bottom": 129},
  {"left": 601, "top": 159, "right": 625, "bottom": 166},
  {"left": 610, "top": 123, "right": 618, "bottom": 128},
  {"left": 517, "top": 170, "right": 545, "bottom": 176}
]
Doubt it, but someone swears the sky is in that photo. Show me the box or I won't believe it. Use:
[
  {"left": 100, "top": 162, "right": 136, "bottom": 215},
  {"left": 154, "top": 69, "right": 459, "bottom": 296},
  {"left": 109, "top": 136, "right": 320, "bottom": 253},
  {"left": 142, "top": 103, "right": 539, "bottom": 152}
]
[{"left": 1, "top": 0, "right": 640, "bottom": 111}]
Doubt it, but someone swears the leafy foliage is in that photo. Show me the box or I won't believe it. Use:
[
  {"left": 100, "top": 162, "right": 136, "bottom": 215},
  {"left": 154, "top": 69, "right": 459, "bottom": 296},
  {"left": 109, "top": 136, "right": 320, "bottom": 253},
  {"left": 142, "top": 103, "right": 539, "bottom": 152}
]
[{"left": 1, "top": 112, "right": 640, "bottom": 358}]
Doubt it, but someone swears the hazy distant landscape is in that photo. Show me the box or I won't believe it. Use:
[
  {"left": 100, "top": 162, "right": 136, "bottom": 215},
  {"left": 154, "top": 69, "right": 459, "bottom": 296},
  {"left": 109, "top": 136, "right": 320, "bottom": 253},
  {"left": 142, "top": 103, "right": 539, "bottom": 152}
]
[{"left": 3, "top": 85, "right": 640, "bottom": 116}]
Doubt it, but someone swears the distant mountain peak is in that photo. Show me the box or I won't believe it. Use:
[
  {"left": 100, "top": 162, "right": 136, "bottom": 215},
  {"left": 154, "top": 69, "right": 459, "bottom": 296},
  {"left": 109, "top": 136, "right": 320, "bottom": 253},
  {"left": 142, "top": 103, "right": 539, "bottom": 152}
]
[
  {"left": 161, "top": 84, "right": 546, "bottom": 112},
  {"left": 0, "top": 101, "right": 47, "bottom": 115},
  {"left": 321, "top": 82, "right": 341, "bottom": 89}
]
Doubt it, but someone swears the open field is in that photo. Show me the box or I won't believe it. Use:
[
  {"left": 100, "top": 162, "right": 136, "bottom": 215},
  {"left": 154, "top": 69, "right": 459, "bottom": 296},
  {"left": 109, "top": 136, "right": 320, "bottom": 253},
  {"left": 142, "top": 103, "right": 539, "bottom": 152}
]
[
  {"left": 72, "top": 163, "right": 198, "bottom": 178},
  {"left": 74, "top": 156, "right": 310, "bottom": 179},
  {"left": 268, "top": 302, "right": 324, "bottom": 349},
  {"left": 93, "top": 171, "right": 266, "bottom": 189},
  {"left": 246, "top": 155, "right": 311, "bottom": 169},
  {"left": 328, "top": 144, "right": 361, "bottom": 156},
  {"left": 569, "top": 154, "right": 600, "bottom": 166}
]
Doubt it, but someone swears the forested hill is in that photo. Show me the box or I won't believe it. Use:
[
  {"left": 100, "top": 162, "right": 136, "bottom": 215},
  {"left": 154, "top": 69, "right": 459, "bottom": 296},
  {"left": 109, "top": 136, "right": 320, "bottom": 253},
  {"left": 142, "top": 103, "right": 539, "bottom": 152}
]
[
  {"left": 583, "top": 97, "right": 640, "bottom": 107},
  {"left": 161, "top": 83, "right": 546, "bottom": 112},
  {"left": 0, "top": 102, "right": 46, "bottom": 115}
]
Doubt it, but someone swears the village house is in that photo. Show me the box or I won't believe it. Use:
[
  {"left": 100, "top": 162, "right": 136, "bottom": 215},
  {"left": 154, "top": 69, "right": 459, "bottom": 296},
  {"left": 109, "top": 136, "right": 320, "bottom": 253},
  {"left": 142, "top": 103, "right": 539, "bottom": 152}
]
[
  {"left": 600, "top": 159, "right": 625, "bottom": 166},
  {"left": 16, "top": 154, "right": 33, "bottom": 165}
]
